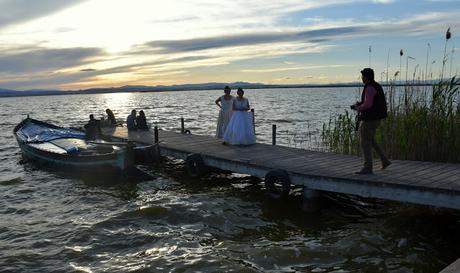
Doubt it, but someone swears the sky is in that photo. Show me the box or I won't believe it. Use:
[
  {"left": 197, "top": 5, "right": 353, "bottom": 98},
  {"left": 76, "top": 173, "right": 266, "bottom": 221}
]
[{"left": 0, "top": 0, "right": 459, "bottom": 91}]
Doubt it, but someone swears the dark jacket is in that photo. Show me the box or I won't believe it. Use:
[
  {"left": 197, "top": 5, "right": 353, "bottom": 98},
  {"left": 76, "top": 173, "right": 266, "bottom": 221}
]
[
  {"left": 360, "top": 82, "right": 388, "bottom": 121},
  {"left": 136, "top": 116, "right": 148, "bottom": 130},
  {"left": 84, "top": 119, "right": 101, "bottom": 140},
  {"left": 127, "top": 114, "right": 137, "bottom": 130}
]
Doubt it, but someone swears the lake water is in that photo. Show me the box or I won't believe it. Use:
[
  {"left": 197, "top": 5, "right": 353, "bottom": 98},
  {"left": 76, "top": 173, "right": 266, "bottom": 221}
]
[{"left": 1, "top": 88, "right": 459, "bottom": 273}]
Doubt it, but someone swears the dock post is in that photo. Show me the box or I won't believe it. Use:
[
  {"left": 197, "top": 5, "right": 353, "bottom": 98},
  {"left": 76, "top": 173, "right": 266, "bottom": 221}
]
[
  {"left": 181, "top": 117, "right": 185, "bottom": 134},
  {"left": 302, "top": 187, "right": 321, "bottom": 212},
  {"left": 251, "top": 109, "right": 255, "bottom": 134},
  {"left": 272, "top": 124, "right": 276, "bottom": 145},
  {"left": 154, "top": 126, "right": 159, "bottom": 143}
]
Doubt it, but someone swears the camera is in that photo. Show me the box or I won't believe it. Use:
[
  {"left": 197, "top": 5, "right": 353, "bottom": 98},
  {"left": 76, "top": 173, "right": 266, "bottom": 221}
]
[{"left": 350, "top": 104, "right": 356, "bottom": 110}]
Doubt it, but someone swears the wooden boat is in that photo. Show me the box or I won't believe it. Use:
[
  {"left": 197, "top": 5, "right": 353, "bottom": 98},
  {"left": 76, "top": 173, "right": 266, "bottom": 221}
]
[{"left": 14, "top": 117, "right": 131, "bottom": 172}]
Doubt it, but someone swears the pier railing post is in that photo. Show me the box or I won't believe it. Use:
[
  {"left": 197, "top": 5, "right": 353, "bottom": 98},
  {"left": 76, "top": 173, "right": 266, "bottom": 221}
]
[
  {"left": 181, "top": 117, "right": 185, "bottom": 134},
  {"left": 154, "top": 126, "right": 159, "bottom": 143},
  {"left": 251, "top": 109, "right": 255, "bottom": 134},
  {"left": 272, "top": 124, "right": 276, "bottom": 145}
]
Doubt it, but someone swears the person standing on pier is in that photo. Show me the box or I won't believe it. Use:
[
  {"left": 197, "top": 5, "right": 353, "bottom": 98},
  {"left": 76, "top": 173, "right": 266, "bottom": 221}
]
[
  {"left": 223, "top": 88, "right": 256, "bottom": 145},
  {"left": 351, "top": 68, "right": 391, "bottom": 174},
  {"left": 126, "top": 109, "right": 137, "bottom": 130},
  {"left": 215, "top": 86, "right": 234, "bottom": 138}
]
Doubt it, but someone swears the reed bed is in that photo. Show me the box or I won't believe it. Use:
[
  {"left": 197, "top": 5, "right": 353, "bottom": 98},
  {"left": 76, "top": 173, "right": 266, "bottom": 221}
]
[
  {"left": 322, "top": 78, "right": 460, "bottom": 162},
  {"left": 322, "top": 28, "right": 460, "bottom": 163}
]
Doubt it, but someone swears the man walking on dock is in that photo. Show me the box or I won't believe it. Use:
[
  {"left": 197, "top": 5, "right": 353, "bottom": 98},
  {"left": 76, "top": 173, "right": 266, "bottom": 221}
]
[{"left": 351, "top": 68, "right": 391, "bottom": 174}]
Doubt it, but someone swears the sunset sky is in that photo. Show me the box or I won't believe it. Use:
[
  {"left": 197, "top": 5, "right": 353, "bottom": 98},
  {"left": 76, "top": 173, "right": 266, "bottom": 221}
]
[{"left": 0, "top": 0, "right": 459, "bottom": 91}]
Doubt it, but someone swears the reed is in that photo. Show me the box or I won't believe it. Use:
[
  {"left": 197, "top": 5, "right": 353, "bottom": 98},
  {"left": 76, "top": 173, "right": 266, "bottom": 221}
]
[
  {"left": 321, "top": 29, "right": 460, "bottom": 163},
  {"left": 322, "top": 77, "right": 460, "bottom": 162}
]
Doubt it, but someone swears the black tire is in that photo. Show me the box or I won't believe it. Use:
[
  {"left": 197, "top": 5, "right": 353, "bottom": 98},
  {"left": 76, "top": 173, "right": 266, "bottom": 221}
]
[
  {"left": 185, "top": 153, "right": 206, "bottom": 177},
  {"left": 264, "top": 169, "right": 291, "bottom": 199},
  {"left": 184, "top": 129, "right": 191, "bottom": 134}
]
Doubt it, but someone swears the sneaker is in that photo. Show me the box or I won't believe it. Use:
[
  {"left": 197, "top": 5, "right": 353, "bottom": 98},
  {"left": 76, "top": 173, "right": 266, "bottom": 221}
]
[
  {"left": 381, "top": 160, "right": 392, "bottom": 170},
  {"left": 355, "top": 168, "right": 373, "bottom": 175}
]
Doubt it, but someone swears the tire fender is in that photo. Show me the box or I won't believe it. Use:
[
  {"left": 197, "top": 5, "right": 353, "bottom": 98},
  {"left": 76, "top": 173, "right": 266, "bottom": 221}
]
[{"left": 264, "top": 169, "right": 291, "bottom": 199}]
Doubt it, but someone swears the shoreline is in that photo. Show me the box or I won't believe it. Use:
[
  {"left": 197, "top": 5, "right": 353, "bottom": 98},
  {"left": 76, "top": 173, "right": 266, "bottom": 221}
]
[{"left": 0, "top": 82, "right": 445, "bottom": 98}]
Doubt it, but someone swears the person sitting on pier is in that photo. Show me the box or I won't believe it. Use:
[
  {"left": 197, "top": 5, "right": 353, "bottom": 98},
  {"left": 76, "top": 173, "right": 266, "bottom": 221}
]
[
  {"left": 105, "top": 108, "right": 117, "bottom": 126},
  {"left": 84, "top": 114, "right": 101, "bottom": 140},
  {"left": 215, "top": 86, "right": 234, "bottom": 139},
  {"left": 126, "top": 109, "right": 137, "bottom": 130},
  {"left": 351, "top": 68, "right": 391, "bottom": 174},
  {"left": 223, "top": 88, "right": 256, "bottom": 145},
  {"left": 136, "top": 110, "right": 149, "bottom": 130}
]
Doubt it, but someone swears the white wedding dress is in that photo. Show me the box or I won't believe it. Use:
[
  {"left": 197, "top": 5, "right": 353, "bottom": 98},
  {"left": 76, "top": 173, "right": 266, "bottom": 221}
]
[
  {"left": 223, "top": 97, "right": 256, "bottom": 145},
  {"left": 215, "top": 95, "right": 234, "bottom": 138}
]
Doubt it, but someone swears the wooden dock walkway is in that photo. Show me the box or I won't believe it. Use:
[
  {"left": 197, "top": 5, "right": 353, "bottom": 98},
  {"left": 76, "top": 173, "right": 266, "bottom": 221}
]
[{"left": 102, "top": 127, "right": 460, "bottom": 210}]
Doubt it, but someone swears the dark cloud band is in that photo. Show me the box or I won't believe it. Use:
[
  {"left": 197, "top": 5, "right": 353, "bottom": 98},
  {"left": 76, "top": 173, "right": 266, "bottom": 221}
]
[
  {"left": 143, "top": 26, "right": 366, "bottom": 54},
  {"left": 0, "top": 0, "right": 87, "bottom": 29},
  {"left": 0, "top": 47, "right": 103, "bottom": 73}
]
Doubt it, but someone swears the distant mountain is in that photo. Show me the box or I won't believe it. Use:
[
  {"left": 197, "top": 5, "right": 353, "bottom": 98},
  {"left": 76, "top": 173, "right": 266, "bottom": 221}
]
[
  {"left": 0, "top": 88, "right": 65, "bottom": 97},
  {"left": 0, "top": 82, "right": 275, "bottom": 97},
  {"left": 0, "top": 80, "right": 440, "bottom": 98},
  {"left": 0, "top": 88, "right": 27, "bottom": 97}
]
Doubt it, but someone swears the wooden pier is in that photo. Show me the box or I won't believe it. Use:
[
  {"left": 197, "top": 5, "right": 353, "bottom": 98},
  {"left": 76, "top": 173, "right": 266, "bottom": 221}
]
[{"left": 102, "top": 127, "right": 460, "bottom": 210}]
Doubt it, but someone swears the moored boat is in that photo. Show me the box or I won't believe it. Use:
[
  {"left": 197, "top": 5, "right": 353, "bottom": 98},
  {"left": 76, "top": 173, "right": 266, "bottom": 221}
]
[{"left": 14, "top": 117, "right": 130, "bottom": 173}]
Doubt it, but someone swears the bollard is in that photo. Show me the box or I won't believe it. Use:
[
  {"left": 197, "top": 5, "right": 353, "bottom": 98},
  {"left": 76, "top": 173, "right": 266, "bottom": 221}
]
[
  {"left": 251, "top": 109, "right": 255, "bottom": 134},
  {"left": 181, "top": 117, "right": 185, "bottom": 134},
  {"left": 154, "top": 126, "right": 159, "bottom": 143},
  {"left": 272, "top": 124, "right": 276, "bottom": 145}
]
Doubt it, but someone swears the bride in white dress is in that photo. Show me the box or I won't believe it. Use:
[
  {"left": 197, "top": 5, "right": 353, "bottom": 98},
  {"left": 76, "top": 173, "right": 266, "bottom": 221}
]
[
  {"left": 215, "top": 86, "right": 234, "bottom": 138},
  {"left": 223, "top": 88, "right": 256, "bottom": 145}
]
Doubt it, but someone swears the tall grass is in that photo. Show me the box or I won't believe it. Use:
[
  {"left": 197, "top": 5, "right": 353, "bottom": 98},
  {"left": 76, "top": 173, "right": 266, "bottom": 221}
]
[
  {"left": 322, "top": 29, "right": 460, "bottom": 163},
  {"left": 322, "top": 77, "right": 460, "bottom": 162}
]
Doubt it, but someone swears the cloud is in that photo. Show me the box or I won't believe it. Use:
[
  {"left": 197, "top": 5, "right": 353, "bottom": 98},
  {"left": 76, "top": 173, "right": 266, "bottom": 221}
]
[
  {"left": 0, "top": 47, "right": 104, "bottom": 74},
  {"left": 1, "top": 0, "right": 458, "bottom": 90},
  {"left": 148, "top": 16, "right": 200, "bottom": 24},
  {"left": 372, "top": 0, "right": 395, "bottom": 3},
  {"left": 241, "top": 64, "right": 348, "bottom": 73},
  {"left": 0, "top": 54, "right": 213, "bottom": 90},
  {"left": 140, "top": 8, "right": 460, "bottom": 56},
  {"left": 143, "top": 26, "right": 365, "bottom": 54},
  {"left": 0, "top": 0, "right": 87, "bottom": 29}
]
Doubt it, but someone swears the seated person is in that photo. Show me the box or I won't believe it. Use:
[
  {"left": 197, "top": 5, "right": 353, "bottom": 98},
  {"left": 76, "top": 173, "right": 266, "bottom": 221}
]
[
  {"left": 136, "top": 110, "right": 149, "bottom": 130},
  {"left": 126, "top": 109, "right": 137, "bottom": 130},
  {"left": 84, "top": 114, "right": 101, "bottom": 140},
  {"left": 106, "top": 108, "right": 117, "bottom": 126}
]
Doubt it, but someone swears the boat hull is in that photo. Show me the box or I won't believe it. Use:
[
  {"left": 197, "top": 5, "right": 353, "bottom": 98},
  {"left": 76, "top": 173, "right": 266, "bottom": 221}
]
[{"left": 14, "top": 118, "right": 128, "bottom": 173}]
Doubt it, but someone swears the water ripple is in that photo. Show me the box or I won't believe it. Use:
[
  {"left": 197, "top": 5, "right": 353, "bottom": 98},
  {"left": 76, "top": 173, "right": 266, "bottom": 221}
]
[{"left": 0, "top": 89, "right": 458, "bottom": 272}]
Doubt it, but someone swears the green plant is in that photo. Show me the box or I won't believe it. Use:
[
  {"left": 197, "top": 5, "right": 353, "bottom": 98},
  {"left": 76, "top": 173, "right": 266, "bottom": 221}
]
[{"left": 322, "top": 77, "right": 460, "bottom": 163}]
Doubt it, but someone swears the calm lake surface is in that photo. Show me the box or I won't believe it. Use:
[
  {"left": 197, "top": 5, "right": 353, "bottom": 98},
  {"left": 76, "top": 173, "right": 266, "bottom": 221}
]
[{"left": 1, "top": 88, "right": 459, "bottom": 273}]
